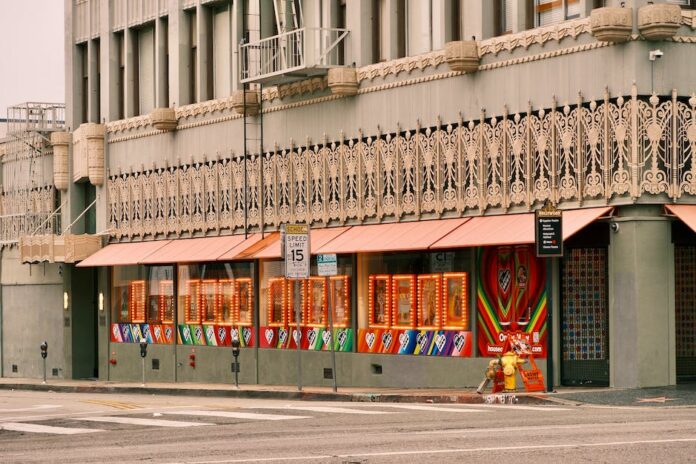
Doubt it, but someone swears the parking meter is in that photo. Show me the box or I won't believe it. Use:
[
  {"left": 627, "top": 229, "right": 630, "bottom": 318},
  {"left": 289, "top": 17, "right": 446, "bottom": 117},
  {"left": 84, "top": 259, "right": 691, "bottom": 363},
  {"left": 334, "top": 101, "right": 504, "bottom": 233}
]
[
  {"left": 139, "top": 339, "right": 147, "bottom": 386},
  {"left": 231, "top": 338, "right": 241, "bottom": 388},
  {"left": 231, "top": 338, "right": 241, "bottom": 358},
  {"left": 40, "top": 341, "right": 48, "bottom": 384}
]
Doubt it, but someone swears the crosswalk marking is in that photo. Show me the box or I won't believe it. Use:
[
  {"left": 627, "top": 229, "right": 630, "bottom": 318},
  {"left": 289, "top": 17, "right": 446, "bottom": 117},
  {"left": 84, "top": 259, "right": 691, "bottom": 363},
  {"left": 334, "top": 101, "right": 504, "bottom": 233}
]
[
  {"left": 162, "top": 410, "right": 310, "bottom": 421},
  {"left": 0, "top": 422, "right": 103, "bottom": 435},
  {"left": 376, "top": 404, "right": 489, "bottom": 413},
  {"left": 253, "top": 406, "right": 392, "bottom": 415},
  {"left": 0, "top": 405, "right": 61, "bottom": 413},
  {"left": 76, "top": 416, "right": 211, "bottom": 427}
]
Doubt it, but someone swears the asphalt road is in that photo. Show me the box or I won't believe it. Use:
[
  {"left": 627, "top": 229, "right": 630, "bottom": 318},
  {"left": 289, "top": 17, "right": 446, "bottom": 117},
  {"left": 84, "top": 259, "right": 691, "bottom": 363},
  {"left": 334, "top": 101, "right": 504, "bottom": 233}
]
[{"left": 1, "top": 390, "right": 696, "bottom": 463}]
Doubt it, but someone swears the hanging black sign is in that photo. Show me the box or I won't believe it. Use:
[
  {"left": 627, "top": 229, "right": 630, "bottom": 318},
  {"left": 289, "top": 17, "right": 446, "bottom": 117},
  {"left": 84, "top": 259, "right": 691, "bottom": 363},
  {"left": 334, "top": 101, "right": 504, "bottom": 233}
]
[{"left": 535, "top": 201, "right": 563, "bottom": 257}]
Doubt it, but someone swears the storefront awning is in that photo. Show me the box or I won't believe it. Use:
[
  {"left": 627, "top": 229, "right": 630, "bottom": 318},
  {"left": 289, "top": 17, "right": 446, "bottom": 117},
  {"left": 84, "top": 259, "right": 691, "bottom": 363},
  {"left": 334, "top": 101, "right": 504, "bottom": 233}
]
[
  {"left": 251, "top": 227, "right": 351, "bottom": 259},
  {"left": 139, "top": 235, "right": 250, "bottom": 264},
  {"left": 217, "top": 233, "right": 268, "bottom": 261},
  {"left": 76, "top": 240, "right": 172, "bottom": 267},
  {"left": 665, "top": 205, "right": 696, "bottom": 234},
  {"left": 430, "top": 206, "right": 613, "bottom": 249},
  {"left": 314, "top": 218, "right": 470, "bottom": 254}
]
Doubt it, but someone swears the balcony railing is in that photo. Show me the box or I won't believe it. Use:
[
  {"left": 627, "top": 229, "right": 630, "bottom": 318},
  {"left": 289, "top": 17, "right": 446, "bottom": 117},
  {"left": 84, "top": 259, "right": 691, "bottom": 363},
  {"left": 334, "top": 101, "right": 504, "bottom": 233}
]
[{"left": 240, "top": 27, "right": 350, "bottom": 84}]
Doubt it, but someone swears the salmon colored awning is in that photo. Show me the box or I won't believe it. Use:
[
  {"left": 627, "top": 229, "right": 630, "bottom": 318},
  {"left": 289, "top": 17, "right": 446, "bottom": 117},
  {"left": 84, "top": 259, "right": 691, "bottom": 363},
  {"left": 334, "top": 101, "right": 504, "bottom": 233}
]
[
  {"left": 666, "top": 204, "right": 696, "bottom": 233},
  {"left": 76, "top": 240, "right": 172, "bottom": 267},
  {"left": 430, "top": 206, "right": 613, "bottom": 249},
  {"left": 140, "top": 235, "right": 250, "bottom": 264},
  {"left": 217, "top": 233, "right": 268, "bottom": 261},
  {"left": 252, "top": 227, "right": 351, "bottom": 259},
  {"left": 314, "top": 218, "right": 470, "bottom": 254}
]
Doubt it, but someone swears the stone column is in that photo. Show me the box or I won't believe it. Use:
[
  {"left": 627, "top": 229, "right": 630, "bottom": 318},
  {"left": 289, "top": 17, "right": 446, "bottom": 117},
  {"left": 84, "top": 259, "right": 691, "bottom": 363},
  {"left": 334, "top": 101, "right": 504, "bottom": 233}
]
[
  {"left": 609, "top": 205, "right": 676, "bottom": 388},
  {"left": 346, "top": 0, "right": 373, "bottom": 66}
]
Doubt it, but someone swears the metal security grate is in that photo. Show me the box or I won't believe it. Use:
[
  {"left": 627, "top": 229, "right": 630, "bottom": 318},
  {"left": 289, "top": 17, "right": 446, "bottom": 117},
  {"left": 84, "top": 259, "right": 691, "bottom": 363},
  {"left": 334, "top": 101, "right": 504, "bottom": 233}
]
[
  {"left": 676, "top": 246, "right": 696, "bottom": 379},
  {"left": 561, "top": 247, "right": 609, "bottom": 386}
]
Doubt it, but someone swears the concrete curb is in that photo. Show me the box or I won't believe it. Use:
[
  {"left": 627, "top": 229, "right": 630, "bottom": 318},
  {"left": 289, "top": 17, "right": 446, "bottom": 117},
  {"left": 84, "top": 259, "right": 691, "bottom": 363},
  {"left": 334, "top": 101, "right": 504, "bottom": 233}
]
[{"left": 0, "top": 382, "right": 560, "bottom": 405}]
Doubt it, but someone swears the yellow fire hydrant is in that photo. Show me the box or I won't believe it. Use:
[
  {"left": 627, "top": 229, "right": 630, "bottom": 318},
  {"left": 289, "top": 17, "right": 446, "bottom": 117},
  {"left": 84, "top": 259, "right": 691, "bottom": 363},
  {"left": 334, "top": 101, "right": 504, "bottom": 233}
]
[{"left": 500, "top": 350, "right": 527, "bottom": 392}]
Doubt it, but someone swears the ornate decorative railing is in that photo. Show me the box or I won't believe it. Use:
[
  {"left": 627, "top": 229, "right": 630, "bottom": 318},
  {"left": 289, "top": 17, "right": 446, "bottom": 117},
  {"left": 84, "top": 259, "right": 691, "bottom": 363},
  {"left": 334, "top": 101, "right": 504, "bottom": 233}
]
[
  {"left": 107, "top": 86, "right": 696, "bottom": 240},
  {"left": 0, "top": 186, "right": 58, "bottom": 245}
]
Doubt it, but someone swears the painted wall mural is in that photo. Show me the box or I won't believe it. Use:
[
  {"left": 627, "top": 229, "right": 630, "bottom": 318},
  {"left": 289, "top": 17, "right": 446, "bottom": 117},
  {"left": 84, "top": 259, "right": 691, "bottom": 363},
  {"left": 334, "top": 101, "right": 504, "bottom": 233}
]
[{"left": 477, "top": 245, "right": 547, "bottom": 357}]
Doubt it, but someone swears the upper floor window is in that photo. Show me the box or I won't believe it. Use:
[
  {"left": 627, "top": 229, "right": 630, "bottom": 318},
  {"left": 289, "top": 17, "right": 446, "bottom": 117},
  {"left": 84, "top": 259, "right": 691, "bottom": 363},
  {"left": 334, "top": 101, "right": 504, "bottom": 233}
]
[
  {"left": 668, "top": 0, "right": 695, "bottom": 9},
  {"left": 536, "top": 0, "right": 581, "bottom": 27}
]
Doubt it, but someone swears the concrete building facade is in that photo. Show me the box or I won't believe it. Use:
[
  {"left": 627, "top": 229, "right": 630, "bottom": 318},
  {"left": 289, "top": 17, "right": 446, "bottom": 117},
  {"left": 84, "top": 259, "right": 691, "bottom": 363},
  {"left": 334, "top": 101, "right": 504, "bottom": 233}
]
[{"left": 2, "top": 0, "right": 696, "bottom": 390}]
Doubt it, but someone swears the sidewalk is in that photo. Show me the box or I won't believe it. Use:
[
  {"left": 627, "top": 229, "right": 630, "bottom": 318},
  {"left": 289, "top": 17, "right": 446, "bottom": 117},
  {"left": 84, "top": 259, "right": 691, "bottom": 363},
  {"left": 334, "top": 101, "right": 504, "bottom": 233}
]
[
  {"left": 1, "top": 377, "right": 695, "bottom": 406},
  {"left": 0, "top": 377, "right": 563, "bottom": 405}
]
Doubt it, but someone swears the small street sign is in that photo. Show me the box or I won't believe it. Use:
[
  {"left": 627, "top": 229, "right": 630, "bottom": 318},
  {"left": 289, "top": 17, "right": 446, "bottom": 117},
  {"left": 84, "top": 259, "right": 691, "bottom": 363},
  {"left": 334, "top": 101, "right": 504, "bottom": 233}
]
[
  {"left": 284, "top": 224, "right": 310, "bottom": 279},
  {"left": 535, "top": 201, "right": 563, "bottom": 258},
  {"left": 317, "top": 253, "right": 338, "bottom": 277}
]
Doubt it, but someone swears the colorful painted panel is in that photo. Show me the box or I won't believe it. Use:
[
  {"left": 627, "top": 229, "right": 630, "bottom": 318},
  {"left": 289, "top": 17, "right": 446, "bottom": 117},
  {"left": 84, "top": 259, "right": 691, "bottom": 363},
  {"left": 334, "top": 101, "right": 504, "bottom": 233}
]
[
  {"left": 260, "top": 327, "right": 354, "bottom": 352},
  {"left": 477, "top": 245, "right": 547, "bottom": 357},
  {"left": 110, "top": 324, "right": 175, "bottom": 344},
  {"left": 561, "top": 248, "right": 608, "bottom": 361},
  {"left": 175, "top": 324, "right": 255, "bottom": 347},
  {"left": 357, "top": 329, "right": 473, "bottom": 357}
]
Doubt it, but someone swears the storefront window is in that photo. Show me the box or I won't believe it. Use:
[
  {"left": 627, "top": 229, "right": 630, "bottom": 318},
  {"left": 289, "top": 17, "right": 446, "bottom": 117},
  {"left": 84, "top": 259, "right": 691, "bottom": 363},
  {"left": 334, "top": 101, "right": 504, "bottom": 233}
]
[
  {"left": 177, "top": 261, "right": 255, "bottom": 347},
  {"left": 357, "top": 250, "right": 473, "bottom": 357},
  {"left": 177, "top": 262, "right": 254, "bottom": 326},
  {"left": 359, "top": 251, "right": 471, "bottom": 331},
  {"left": 110, "top": 265, "right": 175, "bottom": 344},
  {"left": 259, "top": 257, "right": 354, "bottom": 351}
]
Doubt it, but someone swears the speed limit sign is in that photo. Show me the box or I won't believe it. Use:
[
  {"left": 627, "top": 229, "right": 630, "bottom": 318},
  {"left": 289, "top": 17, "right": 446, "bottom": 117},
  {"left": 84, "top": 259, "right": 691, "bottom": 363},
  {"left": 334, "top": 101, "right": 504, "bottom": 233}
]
[{"left": 283, "top": 224, "right": 310, "bottom": 279}]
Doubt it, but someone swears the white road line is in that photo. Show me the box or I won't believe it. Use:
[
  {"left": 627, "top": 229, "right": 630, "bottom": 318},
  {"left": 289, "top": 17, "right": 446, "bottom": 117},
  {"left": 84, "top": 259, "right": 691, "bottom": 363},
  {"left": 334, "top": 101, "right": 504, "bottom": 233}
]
[
  {"left": 411, "top": 419, "right": 696, "bottom": 436},
  {"left": 76, "top": 416, "right": 211, "bottom": 427},
  {"left": 170, "top": 437, "right": 696, "bottom": 464},
  {"left": 161, "top": 410, "right": 310, "bottom": 421},
  {"left": 0, "top": 405, "right": 62, "bottom": 413},
  {"left": 466, "top": 404, "right": 570, "bottom": 411},
  {"left": 376, "top": 404, "right": 489, "bottom": 413},
  {"left": 255, "top": 406, "right": 393, "bottom": 415},
  {"left": 0, "top": 422, "right": 103, "bottom": 435}
]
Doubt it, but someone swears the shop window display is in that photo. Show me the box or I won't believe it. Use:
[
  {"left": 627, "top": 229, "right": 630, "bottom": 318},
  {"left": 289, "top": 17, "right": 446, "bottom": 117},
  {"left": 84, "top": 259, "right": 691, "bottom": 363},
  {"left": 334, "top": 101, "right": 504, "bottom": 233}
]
[
  {"left": 110, "top": 265, "right": 176, "bottom": 344},
  {"left": 442, "top": 273, "right": 468, "bottom": 329},
  {"left": 358, "top": 251, "right": 473, "bottom": 357},
  {"left": 392, "top": 275, "right": 417, "bottom": 329},
  {"left": 259, "top": 257, "right": 354, "bottom": 351},
  {"left": 177, "top": 262, "right": 255, "bottom": 347}
]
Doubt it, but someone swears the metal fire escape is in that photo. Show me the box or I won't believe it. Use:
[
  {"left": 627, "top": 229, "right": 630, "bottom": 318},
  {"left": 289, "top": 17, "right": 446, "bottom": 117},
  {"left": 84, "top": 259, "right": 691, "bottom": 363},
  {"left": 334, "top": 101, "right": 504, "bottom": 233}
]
[
  {"left": 240, "top": 0, "right": 349, "bottom": 85},
  {"left": 1, "top": 103, "right": 65, "bottom": 246}
]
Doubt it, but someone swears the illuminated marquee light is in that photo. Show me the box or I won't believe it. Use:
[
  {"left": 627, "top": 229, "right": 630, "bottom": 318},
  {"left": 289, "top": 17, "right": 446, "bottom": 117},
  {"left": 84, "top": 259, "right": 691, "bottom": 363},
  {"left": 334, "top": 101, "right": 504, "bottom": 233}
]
[
  {"left": 235, "top": 278, "right": 253, "bottom": 327},
  {"left": 417, "top": 274, "right": 442, "bottom": 330},
  {"left": 307, "top": 277, "right": 328, "bottom": 328},
  {"left": 267, "top": 277, "right": 287, "bottom": 327},
  {"left": 201, "top": 279, "right": 220, "bottom": 324},
  {"left": 442, "top": 272, "right": 469, "bottom": 330},
  {"left": 287, "top": 279, "right": 308, "bottom": 326},
  {"left": 158, "top": 280, "right": 174, "bottom": 323},
  {"left": 219, "top": 279, "right": 235, "bottom": 325},
  {"left": 368, "top": 274, "right": 391, "bottom": 329},
  {"left": 185, "top": 279, "right": 202, "bottom": 324},
  {"left": 129, "top": 280, "right": 146, "bottom": 323},
  {"left": 392, "top": 275, "right": 417, "bottom": 329},
  {"left": 329, "top": 275, "right": 351, "bottom": 328}
]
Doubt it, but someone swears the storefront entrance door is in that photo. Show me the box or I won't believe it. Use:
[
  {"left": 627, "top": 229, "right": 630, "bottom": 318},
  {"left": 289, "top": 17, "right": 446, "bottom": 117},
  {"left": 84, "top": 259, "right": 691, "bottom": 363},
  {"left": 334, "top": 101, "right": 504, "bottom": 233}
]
[
  {"left": 675, "top": 245, "right": 696, "bottom": 381},
  {"left": 561, "top": 248, "right": 609, "bottom": 386}
]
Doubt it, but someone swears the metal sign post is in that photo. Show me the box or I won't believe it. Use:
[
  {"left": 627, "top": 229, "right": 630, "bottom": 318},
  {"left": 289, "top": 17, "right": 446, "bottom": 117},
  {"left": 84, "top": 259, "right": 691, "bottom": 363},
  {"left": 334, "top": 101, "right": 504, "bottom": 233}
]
[
  {"left": 283, "top": 224, "right": 310, "bottom": 392},
  {"left": 535, "top": 201, "right": 563, "bottom": 393},
  {"left": 318, "top": 254, "right": 338, "bottom": 393}
]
